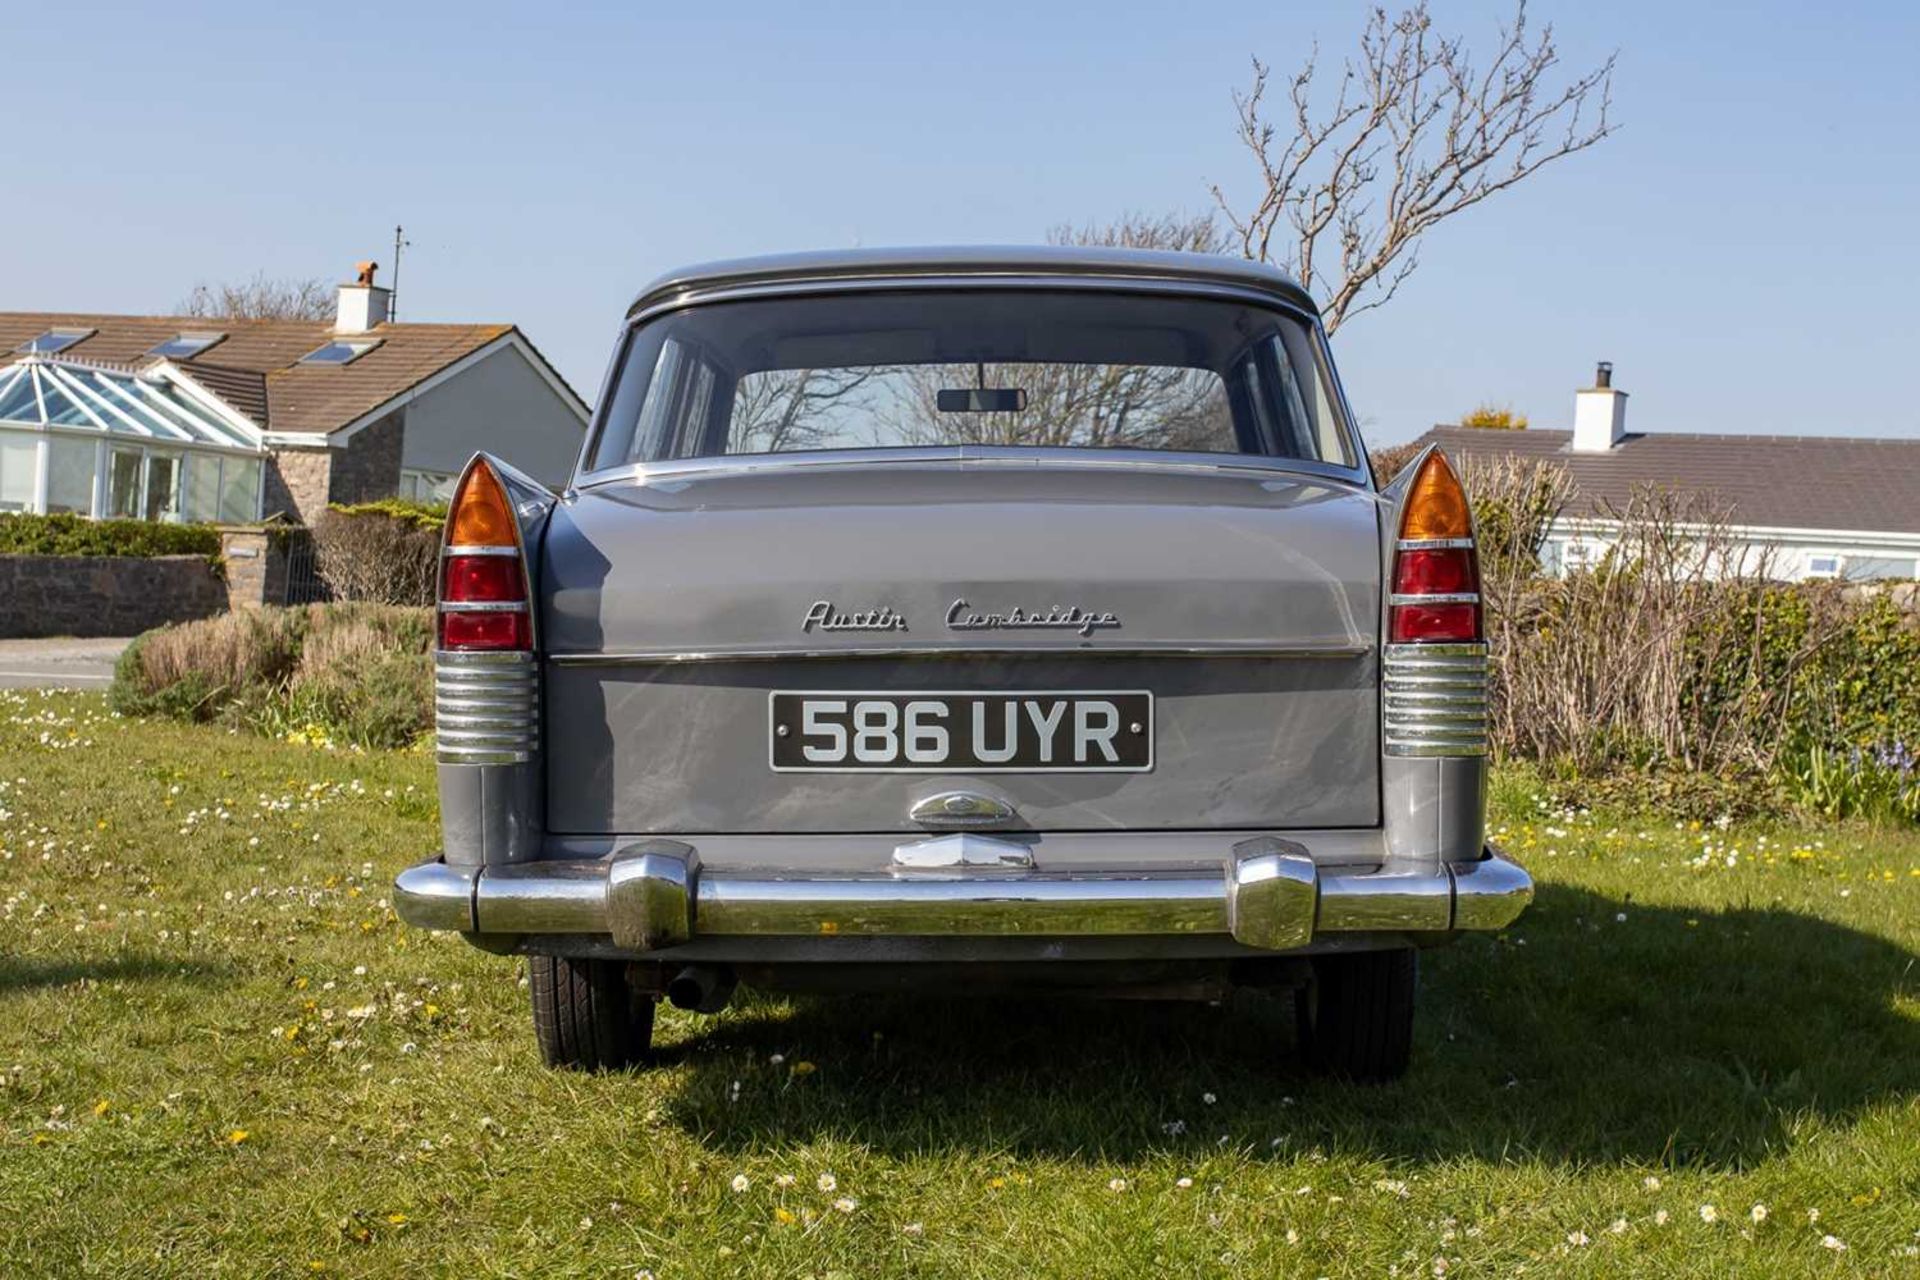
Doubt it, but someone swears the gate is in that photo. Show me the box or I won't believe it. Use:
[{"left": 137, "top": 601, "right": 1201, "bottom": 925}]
[{"left": 282, "top": 529, "right": 332, "bottom": 605}]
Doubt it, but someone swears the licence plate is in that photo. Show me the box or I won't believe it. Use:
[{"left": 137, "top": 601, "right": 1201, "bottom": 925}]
[{"left": 769, "top": 691, "right": 1154, "bottom": 773}]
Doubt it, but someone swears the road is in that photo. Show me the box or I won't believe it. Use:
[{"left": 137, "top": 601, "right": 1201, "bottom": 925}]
[{"left": 0, "top": 637, "right": 132, "bottom": 689}]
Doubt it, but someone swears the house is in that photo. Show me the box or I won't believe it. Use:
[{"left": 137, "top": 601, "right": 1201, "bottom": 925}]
[
  {"left": 0, "top": 266, "right": 588, "bottom": 525},
  {"left": 1410, "top": 364, "right": 1920, "bottom": 582}
]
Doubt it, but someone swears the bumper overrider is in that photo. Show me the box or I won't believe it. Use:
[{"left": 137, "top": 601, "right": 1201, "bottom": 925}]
[{"left": 392, "top": 839, "right": 1532, "bottom": 953}]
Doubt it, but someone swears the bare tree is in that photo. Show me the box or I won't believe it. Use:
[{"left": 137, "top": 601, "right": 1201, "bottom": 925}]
[
  {"left": 1047, "top": 210, "right": 1228, "bottom": 254},
  {"left": 730, "top": 367, "right": 886, "bottom": 452},
  {"left": 177, "top": 273, "right": 335, "bottom": 322},
  {"left": 1211, "top": 1, "right": 1615, "bottom": 332}
]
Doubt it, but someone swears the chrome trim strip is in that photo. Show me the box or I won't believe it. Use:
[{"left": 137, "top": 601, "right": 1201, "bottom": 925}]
[
  {"left": 438, "top": 600, "right": 527, "bottom": 614},
  {"left": 434, "top": 650, "right": 538, "bottom": 765},
  {"left": 1388, "top": 592, "right": 1481, "bottom": 607},
  {"left": 1396, "top": 537, "right": 1475, "bottom": 551},
  {"left": 390, "top": 845, "right": 1536, "bottom": 946},
  {"left": 443, "top": 544, "right": 519, "bottom": 558},
  {"left": 546, "top": 641, "right": 1371, "bottom": 666},
  {"left": 1383, "top": 642, "right": 1488, "bottom": 757}
]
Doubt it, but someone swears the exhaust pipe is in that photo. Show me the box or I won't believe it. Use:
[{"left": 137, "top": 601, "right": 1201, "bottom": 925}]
[{"left": 665, "top": 965, "right": 736, "bottom": 1013}]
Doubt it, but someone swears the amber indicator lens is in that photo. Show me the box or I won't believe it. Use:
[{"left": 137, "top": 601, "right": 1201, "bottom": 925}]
[
  {"left": 448, "top": 464, "right": 517, "bottom": 547},
  {"left": 442, "top": 554, "right": 525, "bottom": 604},
  {"left": 1398, "top": 451, "right": 1472, "bottom": 540}
]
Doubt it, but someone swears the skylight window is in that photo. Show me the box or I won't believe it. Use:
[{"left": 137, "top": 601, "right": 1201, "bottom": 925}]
[
  {"left": 298, "top": 339, "right": 380, "bottom": 366},
  {"left": 146, "top": 332, "right": 226, "bottom": 360},
  {"left": 16, "top": 328, "right": 94, "bottom": 355}
]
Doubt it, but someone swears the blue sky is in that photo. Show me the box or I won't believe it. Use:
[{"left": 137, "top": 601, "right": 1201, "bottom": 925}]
[{"left": 11, "top": 1, "right": 1918, "bottom": 445}]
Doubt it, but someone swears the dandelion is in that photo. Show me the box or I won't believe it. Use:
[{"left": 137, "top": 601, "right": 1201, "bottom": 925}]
[
  {"left": 832, "top": 1197, "right": 857, "bottom": 1214},
  {"left": 791, "top": 1061, "right": 816, "bottom": 1077},
  {"left": 1201, "top": 1091, "right": 1217, "bottom": 1105},
  {"left": 774, "top": 1208, "right": 796, "bottom": 1225},
  {"left": 387, "top": 1213, "right": 407, "bottom": 1225},
  {"left": 1749, "top": 1203, "right": 1767, "bottom": 1224},
  {"left": 769, "top": 1053, "right": 785, "bottom": 1066},
  {"left": 1820, "top": 1235, "right": 1847, "bottom": 1252},
  {"left": 228, "top": 1129, "right": 249, "bottom": 1144},
  {"left": 1698, "top": 1204, "right": 1718, "bottom": 1224},
  {"left": 92, "top": 1099, "right": 110, "bottom": 1117},
  {"left": 730, "top": 1174, "right": 750, "bottom": 1193},
  {"left": 816, "top": 1173, "right": 837, "bottom": 1193},
  {"left": 1108, "top": 1178, "right": 1128, "bottom": 1192}
]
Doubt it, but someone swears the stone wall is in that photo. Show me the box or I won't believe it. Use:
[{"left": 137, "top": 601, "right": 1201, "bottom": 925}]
[
  {"left": 330, "top": 412, "right": 405, "bottom": 505},
  {"left": 264, "top": 446, "right": 333, "bottom": 523},
  {"left": 0, "top": 555, "right": 227, "bottom": 639},
  {"left": 218, "top": 527, "right": 291, "bottom": 610}
]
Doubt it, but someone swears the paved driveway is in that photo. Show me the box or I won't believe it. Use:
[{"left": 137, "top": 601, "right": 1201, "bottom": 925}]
[{"left": 0, "top": 637, "right": 132, "bottom": 689}]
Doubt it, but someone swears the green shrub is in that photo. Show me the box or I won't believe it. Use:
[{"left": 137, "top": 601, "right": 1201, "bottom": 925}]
[
  {"left": 0, "top": 511, "right": 221, "bottom": 558},
  {"left": 327, "top": 498, "right": 447, "bottom": 532},
  {"left": 110, "top": 604, "right": 434, "bottom": 750}
]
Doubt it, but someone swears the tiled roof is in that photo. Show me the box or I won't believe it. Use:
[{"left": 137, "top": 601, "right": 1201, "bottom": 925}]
[
  {"left": 0, "top": 312, "right": 568, "bottom": 436},
  {"left": 1416, "top": 425, "right": 1920, "bottom": 537}
]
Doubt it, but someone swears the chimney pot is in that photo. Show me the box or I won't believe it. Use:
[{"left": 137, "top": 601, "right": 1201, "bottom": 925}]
[
  {"left": 335, "top": 261, "right": 391, "bottom": 334},
  {"left": 1595, "top": 360, "right": 1613, "bottom": 389}
]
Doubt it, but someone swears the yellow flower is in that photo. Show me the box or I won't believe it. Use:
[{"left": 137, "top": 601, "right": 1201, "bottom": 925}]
[
  {"left": 228, "top": 1129, "right": 250, "bottom": 1144},
  {"left": 387, "top": 1212, "right": 408, "bottom": 1225},
  {"left": 774, "top": 1208, "right": 797, "bottom": 1225},
  {"left": 92, "top": 1099, "right": 111, "bottom": 1117},
  {"left": 790, "top": 1061, "right": 817, "bottom": 1076}
]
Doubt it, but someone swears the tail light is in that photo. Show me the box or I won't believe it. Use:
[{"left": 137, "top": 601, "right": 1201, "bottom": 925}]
[
  {"left": 1389, "top": 451, "right": 1480, "bottom": 643},
  {"left": 434, "top": 457, "right": 540, "bottom": 768},
  {"left": 440, "top": 462, "right": 531, "bottom": 652},
  {"left": 1384, "top": 449, "right": 1487, "bottom": 758}
]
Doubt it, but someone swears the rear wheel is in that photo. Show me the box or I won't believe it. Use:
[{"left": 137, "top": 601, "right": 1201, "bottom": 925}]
[
  {"left": 1295, "top": 948, "right": 1416, "bottom": 1082},
  {"left": 528, "top": 955, "right": 655, "bottom": 1070}
]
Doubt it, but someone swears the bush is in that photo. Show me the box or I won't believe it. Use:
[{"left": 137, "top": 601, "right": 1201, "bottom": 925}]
[
  {"left": 1459, "top": 403, "right": 1529, "bottom": 430},
  {"left": 0, "top": 511, "right": 221, "bottom": 558},
  {"left": 328, "top": 498, "right": 448, "bottom": 532},
  {"left": 111, "top": 604, "right": 434, "bottom": 750},
  {"left": 311, "top": 507, "right": 441, "bottom": 606}
]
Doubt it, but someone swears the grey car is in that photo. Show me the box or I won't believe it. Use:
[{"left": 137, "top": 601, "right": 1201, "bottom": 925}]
[{"left": 393, "top": 246, "right": 1531, "bottom": 1081}]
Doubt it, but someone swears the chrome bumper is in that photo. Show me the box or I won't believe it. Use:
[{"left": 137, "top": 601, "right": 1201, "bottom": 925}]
[{"left": 393, "top": 842, "right": 1532, "bottom": 953}]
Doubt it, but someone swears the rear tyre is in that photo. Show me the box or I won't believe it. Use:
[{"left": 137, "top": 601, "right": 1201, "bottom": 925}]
[
  {"left": 528, "top": 955, "right": 655, "bottom": 1071},
  {"left": 1295, "top": 948, "right": 1417, "bottom": 1083}
]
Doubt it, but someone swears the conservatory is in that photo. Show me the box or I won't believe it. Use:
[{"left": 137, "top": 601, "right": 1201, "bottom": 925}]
[{"left": 0, "top": 355, "right": 265, "bottom": 523}]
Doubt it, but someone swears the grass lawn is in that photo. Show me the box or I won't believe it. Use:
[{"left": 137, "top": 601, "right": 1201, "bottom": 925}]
[{"left": 2, "top": 689, "right": 1918, "bottom": 1278}]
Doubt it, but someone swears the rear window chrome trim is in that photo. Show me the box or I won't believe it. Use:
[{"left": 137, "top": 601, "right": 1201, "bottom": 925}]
[
  {"left": 573, "top": 276, "right": 1372, "bottom": 491},
  {"left": 546, "top": 641, "right": 1373, "bottom": 666}
]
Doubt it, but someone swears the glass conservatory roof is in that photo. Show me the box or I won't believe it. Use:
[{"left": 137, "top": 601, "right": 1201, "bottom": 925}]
[{"left": 0, "top": 357, "right": 260, "bottom": 452}]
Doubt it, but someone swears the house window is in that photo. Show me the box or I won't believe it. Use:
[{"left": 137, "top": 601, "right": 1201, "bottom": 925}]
[
  {"left": 399, "top": 467, "right": 457, "bottom": 503},
  {"left": 298, "top": 339, "right": 380, "bottom": 366},
  {"left": 1806, "top": 555, "right": 1840, "bottom": 578},
  {"left": 0, "top": 433, "right": 36, "bottom": 511},
  {"left": 108, "top": 448, "right": 144, "bottom": 519},
  {"left": 15, "top": 328, "right": 93, "bottom": 355},
  {"left": 1844, "top": 555, "right": 1917, "bottom": 582},
  {"left": 146, "top": 333, "right": 226, "bottom": 360},
  {"left": 46, "top": 437, "right": 96, "bottom": 515}
]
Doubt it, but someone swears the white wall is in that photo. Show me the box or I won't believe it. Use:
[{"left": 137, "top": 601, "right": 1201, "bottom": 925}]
[
  {"left": 400, "top": 345, "right": 585, "bottom": 487},
  {"left": 1542, "top": 521, "right": 1920, "bottom": 582}
]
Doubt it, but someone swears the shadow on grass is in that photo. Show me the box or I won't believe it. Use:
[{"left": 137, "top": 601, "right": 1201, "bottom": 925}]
[
  {"left": 0, "top": 953, "right": 229, "bottom": 993},
  {"left": 652, "top": 884, "right": 1920, "bottom": 1170}
]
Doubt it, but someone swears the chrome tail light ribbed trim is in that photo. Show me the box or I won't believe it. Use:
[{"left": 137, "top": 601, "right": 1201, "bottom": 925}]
[
  {"left": 1383, "top": 642, "right": 1488, "bottom": 757},
  {"left": 434, "top": 650, "right": 538, "bottom": 764}
]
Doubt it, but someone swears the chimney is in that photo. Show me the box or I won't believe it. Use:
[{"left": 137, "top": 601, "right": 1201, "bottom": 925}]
[
  {"left": 335, "top": 260, "right": 390, "bottom": 334},
  {"left": 1571, "top": 360, "right": 1627, "bottom": 451}
]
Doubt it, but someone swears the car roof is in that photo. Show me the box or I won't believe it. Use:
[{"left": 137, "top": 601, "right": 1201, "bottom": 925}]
[{"left": 626, "top": 246, "right": 1319, "bottom": 319}]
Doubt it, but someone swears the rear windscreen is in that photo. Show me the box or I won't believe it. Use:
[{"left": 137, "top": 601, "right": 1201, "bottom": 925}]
[{"left": 586, "top": 290, "right": 1355, "bottom": 471}]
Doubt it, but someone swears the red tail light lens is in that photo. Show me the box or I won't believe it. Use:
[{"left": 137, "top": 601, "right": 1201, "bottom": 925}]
[
  {"left": 1389, "top": 451, "right": 1482, "bottom": 644},
  {"left": 440, "top": 609, "right": 531, "bottom": 651},
  {"left": 443, "top": 554, "right": 525, "bottom": 603}
]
